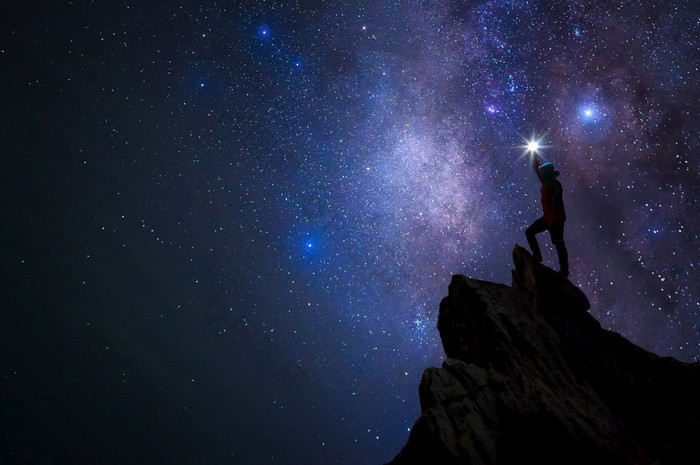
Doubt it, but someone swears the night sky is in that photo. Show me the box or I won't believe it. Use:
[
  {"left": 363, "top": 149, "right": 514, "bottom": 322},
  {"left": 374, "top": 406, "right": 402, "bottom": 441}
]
[{"left": 2, "top": 1, "right": 698, "bottom": 464}]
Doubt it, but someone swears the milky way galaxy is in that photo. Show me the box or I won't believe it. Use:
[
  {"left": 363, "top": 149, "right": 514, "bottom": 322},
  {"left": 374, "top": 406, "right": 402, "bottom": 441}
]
[{"left": 2, "top": 1, "right": 698, "bottom": 464}]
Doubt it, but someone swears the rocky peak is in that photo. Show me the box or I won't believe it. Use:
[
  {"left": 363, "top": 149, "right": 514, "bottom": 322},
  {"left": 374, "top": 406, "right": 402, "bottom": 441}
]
[{"left": 386, "top": 245, "right": 700, "bottom": 465}]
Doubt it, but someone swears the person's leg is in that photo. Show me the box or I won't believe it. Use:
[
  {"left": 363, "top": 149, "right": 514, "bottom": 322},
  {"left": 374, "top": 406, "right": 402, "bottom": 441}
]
[
  {"left": 550, "top": 223, "right": 569, "bottom": 276},
  {"left": 526, "top": 218, "right": 548, "bottom": 262}
]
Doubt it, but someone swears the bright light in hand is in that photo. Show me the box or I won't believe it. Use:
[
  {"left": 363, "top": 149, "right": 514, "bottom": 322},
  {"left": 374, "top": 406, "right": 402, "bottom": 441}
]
[
  {"left": 527, "top": 140, "right": 540, "bottom": 153},
  {"left": 518, "top": 133, "right": 548, "bottom": 160}
]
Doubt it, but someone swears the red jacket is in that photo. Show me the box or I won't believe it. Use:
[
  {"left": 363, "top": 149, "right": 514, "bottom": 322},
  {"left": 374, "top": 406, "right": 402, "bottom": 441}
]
[{"left": 540, "top": 179, "right": 566, "bottom": 225}]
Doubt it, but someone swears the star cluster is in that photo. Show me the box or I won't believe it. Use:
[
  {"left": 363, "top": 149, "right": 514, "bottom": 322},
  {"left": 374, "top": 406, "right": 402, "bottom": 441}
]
[{"left": 2, "top": 1, "right": 698, "bottom": 464}]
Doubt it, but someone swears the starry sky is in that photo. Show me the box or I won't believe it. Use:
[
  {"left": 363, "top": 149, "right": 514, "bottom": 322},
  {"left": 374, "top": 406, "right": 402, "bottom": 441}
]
[{"left": 2, "top": 1, "right": 698, "bottom": 464}]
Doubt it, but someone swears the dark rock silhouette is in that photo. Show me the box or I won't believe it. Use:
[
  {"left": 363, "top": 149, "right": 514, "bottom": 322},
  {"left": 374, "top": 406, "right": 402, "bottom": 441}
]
[{"left": 386, "top": 245, "right": 700, "bottom": 465}]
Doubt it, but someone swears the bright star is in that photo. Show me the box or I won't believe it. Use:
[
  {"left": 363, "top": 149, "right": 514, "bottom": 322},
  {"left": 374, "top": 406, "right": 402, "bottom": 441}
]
[
  {"left": 579, "top": 105, "right": 603, "bottom": 123},
  {"left": 258, "top": 25, "right": 271, "bottom": 39},
  {"left": 581, "top": 106, "right": 596, "bottom": 119}
]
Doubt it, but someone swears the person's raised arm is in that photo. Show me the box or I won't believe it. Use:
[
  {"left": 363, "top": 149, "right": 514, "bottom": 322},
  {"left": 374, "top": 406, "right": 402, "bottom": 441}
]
[{"left": 532, "top": 156, "right": 544, "bottom": 183}]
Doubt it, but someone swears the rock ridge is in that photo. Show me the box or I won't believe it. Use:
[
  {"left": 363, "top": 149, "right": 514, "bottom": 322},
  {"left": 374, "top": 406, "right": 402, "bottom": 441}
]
[{"left": 386, "top": 244, "right": 700, "bottom": 465}]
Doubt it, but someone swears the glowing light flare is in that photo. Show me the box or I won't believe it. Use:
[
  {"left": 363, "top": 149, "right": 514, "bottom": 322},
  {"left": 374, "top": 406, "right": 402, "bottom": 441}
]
[{"left": 518, "top": 133, "right": 549, "bottom": 161}]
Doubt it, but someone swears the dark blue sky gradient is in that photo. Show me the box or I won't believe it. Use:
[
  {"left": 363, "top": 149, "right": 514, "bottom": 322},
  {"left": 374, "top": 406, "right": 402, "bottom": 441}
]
[{"left": 2, "top": 1, "right": 698, "bottom": 464}]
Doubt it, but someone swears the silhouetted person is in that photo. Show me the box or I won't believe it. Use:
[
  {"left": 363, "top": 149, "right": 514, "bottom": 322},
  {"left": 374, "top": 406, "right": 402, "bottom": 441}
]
[{"left": 526, "top": 157, "right": 569, "bottom": 277}]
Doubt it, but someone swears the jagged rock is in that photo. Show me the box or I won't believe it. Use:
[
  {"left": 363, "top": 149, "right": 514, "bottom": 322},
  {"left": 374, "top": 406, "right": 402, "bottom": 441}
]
[{"left": 386, "top": 244, "right": 700, "bottom": 465}]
